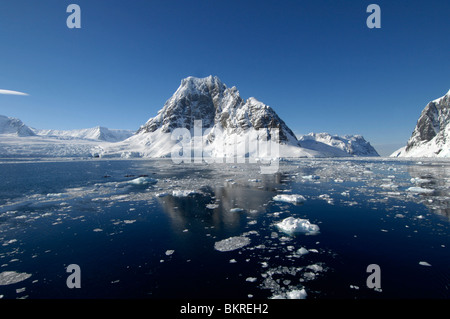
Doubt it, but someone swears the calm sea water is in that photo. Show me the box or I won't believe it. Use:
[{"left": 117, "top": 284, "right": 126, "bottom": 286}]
[{"left": 0, "top": 158, "right": 448, "bottom": 299}]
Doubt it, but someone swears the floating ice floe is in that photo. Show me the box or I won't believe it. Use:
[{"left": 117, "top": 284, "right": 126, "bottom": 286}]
[
  {"left": 155, "top": 192, "right": 168, "bottom": 197},
  {"left": 419, "top": 261, "right": 432, "bottom": 267},
  {"left": 380, "top": 183, "right": 398, "bottom": 189},
  {"left": 271, "top": 288, "right": 307, "bottom": 299},
  {"left": 214, "top": 236, "right": 251, "bottom": 252},
  {"left": 206, "top": 203, "right": 219, "bottom": 209},
  {"left": 276, "top": 217, "right": 320, "bottom": 235},
  {"left": 406, "top": 187, "right": 434, "bottom": 194},
  {"left": 230, "top": 208, "right": 244, "bottom": 213},
  {"left": 165, "top": 250, "right": 175, "bottom": 256},
  {"left": 302, "top": 175, "right": 320, "bottom": 180},
  {"left": 272, "top": 194, "right": 306, "bottom": 204},
  {"left": 128, "top": 177, "right": 158, "bottom": 185},
  {"left": 0, "top": 271, "right": 32, "bottom": 286},
  {"left": 172, "top": 190, "right": 198, "bottom": 197},
  {"left": 297, "top": 247, "right": 309, "bottom": 256},
  {"left": 410, "top": 177, "right": 431, "bottom": 184}
]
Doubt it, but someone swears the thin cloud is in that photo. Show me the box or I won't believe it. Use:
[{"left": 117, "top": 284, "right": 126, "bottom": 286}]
[{"left": 0, "top": 89, "right": 29, "bottom": 96}]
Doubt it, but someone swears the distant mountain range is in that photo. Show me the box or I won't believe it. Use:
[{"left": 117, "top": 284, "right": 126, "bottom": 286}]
[
  {"left": 297, "top": 133, "right": 379, "bottom": 157},
  {"left": 0, "top": 76, "right": 380, "bottom": 159},
  {"left": 0, "top": 114, "right": 134, "bottom": 142}
]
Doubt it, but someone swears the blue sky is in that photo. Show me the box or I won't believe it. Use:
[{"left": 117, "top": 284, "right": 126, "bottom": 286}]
[{"left": 0, "top": 0, "right": 449, "bottom": 155}]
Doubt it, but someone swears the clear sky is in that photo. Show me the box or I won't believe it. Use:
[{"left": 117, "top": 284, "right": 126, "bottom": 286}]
[{"left": 0, "top": 0, "right": 449, "bottom": 155}]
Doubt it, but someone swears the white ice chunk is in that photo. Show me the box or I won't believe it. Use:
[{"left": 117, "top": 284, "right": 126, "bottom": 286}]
[
  {"left": 410, "top": 177, "right": 431, "bottom": 184},
  {"left": 230, "top": 208, "right": 244, "bottom": 213},
  {"left": 276, "top": 217, "right": 320, "bottom": 235},
  {"left": 214, "top": 236, "right": 251, "bottom": 252},
  {"left": 419, "top": 261, "right": 432, "bottom": 267},
  {"left": 172, "top": 190, "right": 198, "bottom": 197},
  {"left": 128, "top": 177, "right": 157, "bottom": 185},
  {"left": 297, "top": 247, "right": 309, "bottom": 255},
  {"left": 165, "top": 250, "right": 175, "bottom": 256},
  {"left": 302, "top": 175, "right": 320, "bottom": 180},
  {"left": 271, "top": 288, "right": 307, "bottom": 299},
  {"left": 0, "top": 271, "right": 32, "bottom": 286},
  {"left": 407, "top": 187, "right": 434, "bottom": 194},
  {"left": 273, "top": 194, "right": 306, "bottom": 204}
]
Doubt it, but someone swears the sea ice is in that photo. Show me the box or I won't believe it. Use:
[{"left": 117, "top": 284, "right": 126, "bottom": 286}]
[
  {"left": 214, "top": 236, "right": 251, "bottom": 252},
  {"left": 230, "top": 208, "right": 244, "bottom": 213},
  {"left": 302, "top": 175, "right": 320, "bottom": 180},
  {"left": 419, "top": 261, "right": 432, "bottom": 267},
  {"left": 297, "top": 247, "right": 309, "bottom": 255},
  {"left": 407, "top": 187, "right": 434, "bottom": 194},
  {"left": 410, "top": 177, "right": 431, "bottom": 184},
  {"left": 276, "top": 217, "right": 320, "bottom": 235},
  {"left": 272, "top": 194, "right": 306, "bottom": 204},
  {"left": 128, "top": 177, "right": 158, "bottom": 185},
  {"left": 0, "top": 271, "right": 32, "bottom": 286},
  {"left": 271, "top": 288, "right": 307, "bottom": 299},
  {"left": 172, "top": 190, "right": 198, "bottom": 197}
]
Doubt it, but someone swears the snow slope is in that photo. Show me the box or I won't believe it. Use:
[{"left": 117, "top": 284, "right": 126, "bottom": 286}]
[
  {"left": 391, "top": 89, "right": 450, "bottom": 158},
  {"left": 0, "top": 115, "right": 35, "bottom": 137},
  {"left": 297, "top": 133, "right": 380, "bottom": 157}
]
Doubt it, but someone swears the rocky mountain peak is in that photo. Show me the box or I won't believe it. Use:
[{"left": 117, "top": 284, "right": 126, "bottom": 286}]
[
  {"left": 405, "top": 89, "right": 450, "bottom": 152},
  {"left": 136, "top": 76, "right": 297, "bottom": 143},
  {"left": 392, "top": 89, "right": 450, "bottom": 158}
]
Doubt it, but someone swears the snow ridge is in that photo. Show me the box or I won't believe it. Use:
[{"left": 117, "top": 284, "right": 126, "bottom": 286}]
[{"left": 298, "top": 132, "right": 379, "bottom": 157}]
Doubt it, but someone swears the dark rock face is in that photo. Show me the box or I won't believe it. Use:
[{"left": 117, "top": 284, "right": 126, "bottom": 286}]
[
  {"left": 405, "top": 91, "right": 450, "bottom": 154},
  {"left": 136, "top": 76, "right": 298, "bottom": 143}
]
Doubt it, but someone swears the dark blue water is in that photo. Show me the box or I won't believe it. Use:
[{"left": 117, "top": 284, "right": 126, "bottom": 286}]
[{"left": 0, "top": 159, "right": 448, "bottom": 299}]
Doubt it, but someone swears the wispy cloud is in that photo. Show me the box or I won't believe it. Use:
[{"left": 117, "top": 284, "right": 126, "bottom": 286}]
[{"left": 0, "top": 89, "right": 29, "bottom": 96}]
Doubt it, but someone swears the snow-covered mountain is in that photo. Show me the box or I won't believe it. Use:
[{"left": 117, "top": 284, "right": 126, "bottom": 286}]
[
  {"left": 1, "top": 76, "right": 381, "bottom": 159},
  {"left": 298, "top": 133, "right": 380, "bottom": 157},
  {"left": 103, "top": 76, "right": 318, "bottom": 158},
  {"left": 0, "top": 115, "right": 35, "bottom": 137},
  {"left": 391, "top": 89, "right": 450, "bottom": 158}
]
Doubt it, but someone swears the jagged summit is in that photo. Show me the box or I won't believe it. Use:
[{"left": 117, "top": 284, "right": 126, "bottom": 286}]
[
  {"left": 392, "top": 89, "right": 450, "bottom": 157},
  {"left": 136, "top": 75, "right": 298, "bottom": 144}
]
